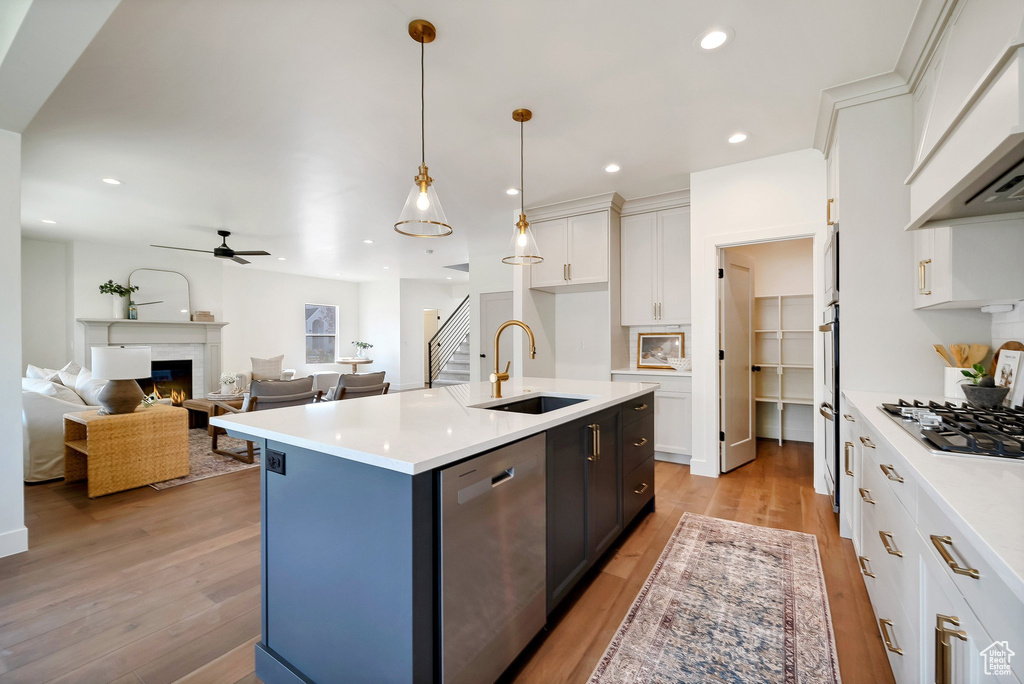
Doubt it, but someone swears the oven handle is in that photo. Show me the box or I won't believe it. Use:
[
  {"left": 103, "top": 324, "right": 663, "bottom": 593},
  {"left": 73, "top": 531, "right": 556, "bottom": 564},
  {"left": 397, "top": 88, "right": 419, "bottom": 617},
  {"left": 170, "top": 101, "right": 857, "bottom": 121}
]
[{"left": 819, "top": 402, "right": 835, "bottom": 421}]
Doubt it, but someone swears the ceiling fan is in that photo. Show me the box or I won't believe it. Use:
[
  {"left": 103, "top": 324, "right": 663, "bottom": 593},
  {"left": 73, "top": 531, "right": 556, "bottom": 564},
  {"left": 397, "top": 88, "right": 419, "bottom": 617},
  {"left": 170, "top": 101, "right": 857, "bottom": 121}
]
[{"left": 151, "top": 230, "right": 271, "bottom": 265}]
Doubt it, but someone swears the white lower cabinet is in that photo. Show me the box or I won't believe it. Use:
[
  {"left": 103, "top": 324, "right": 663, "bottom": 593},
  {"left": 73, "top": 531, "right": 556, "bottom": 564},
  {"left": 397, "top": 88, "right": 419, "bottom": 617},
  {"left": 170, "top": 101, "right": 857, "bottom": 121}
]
[
  {"left": 845, "top": 397, "right": 1023, "bottom": 684},
  {"left": 611, "top": 372, "right": 691, "bottom": 460}
]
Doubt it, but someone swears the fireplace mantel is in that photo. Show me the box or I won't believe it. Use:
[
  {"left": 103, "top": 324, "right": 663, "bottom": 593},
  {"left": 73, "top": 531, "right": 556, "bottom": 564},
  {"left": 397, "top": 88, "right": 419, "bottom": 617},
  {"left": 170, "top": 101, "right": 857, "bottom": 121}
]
[{"left": 77, "top": 319, "right": 229, "bottom": 394}]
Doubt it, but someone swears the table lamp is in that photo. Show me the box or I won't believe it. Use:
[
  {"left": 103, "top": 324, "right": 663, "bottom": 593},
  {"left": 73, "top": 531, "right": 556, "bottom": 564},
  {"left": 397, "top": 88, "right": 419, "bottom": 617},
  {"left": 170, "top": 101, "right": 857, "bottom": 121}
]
[{"left": 92, "top": 346, "right": 152, "bottom": 415}]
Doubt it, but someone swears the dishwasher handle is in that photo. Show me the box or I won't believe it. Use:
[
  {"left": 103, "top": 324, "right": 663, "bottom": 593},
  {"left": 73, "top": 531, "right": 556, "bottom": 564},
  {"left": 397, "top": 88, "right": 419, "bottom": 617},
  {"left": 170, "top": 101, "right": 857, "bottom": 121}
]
[{"left": 491, "top": 467, "right": 515, "bottom": 488}]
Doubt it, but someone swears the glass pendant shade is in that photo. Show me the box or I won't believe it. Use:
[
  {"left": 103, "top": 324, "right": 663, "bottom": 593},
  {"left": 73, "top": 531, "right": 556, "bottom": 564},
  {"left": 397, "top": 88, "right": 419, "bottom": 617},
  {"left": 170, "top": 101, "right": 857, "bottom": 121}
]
[
  {"left": 502, "top": 214, "right": 543, "bottom": 265},
  {"left": 394, "top": 169, "right": 452, "bottom": 237}
]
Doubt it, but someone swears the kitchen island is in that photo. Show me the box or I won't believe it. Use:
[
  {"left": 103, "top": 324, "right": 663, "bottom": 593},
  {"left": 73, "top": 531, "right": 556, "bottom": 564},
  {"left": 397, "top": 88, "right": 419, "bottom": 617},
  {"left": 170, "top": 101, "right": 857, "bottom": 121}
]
[{"left": 211, "top": 377, "right": 658, "bottom": 684}]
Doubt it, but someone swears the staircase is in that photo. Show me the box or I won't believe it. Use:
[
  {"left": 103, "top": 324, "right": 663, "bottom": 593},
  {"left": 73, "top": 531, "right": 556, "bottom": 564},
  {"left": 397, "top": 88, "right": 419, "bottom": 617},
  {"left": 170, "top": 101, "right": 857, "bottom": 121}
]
[
  {"left": 428, "top": 295, "right": 470, "bottom": 388},
  {"left": 432, "top": 335, "right": 470, "bottom": 386}
]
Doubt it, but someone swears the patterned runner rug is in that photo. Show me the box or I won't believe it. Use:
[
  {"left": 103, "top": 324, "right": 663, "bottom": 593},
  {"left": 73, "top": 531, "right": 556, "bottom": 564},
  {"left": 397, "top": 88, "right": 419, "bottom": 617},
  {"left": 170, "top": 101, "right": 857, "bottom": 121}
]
[
  {"left": 590, "top": 513, "right": 841, "bottom": 683},
  {"left": 149, "top": 428, "right": 259, "bottom": 490}
]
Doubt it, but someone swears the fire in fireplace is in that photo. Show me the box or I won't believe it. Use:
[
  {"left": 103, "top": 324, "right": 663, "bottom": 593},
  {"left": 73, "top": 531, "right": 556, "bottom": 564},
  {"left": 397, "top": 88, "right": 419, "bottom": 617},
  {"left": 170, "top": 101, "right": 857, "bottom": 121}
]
[{"left": 139, "top": 360, "right": 193, "bottom": 406}]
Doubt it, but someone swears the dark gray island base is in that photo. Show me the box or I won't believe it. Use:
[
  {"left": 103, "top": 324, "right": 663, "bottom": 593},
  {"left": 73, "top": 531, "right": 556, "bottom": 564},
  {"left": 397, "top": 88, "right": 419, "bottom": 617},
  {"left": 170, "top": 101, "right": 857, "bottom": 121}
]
[{"left": 232, "top": 391, "right": 656, "bottom": 684}]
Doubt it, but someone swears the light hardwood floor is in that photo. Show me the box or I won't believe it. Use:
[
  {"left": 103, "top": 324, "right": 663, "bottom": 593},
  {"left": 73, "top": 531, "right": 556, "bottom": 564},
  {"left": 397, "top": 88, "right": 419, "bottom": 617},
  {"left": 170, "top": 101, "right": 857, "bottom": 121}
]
[{"left": 0, "top": 440, "right": 893, "bottom": 683}]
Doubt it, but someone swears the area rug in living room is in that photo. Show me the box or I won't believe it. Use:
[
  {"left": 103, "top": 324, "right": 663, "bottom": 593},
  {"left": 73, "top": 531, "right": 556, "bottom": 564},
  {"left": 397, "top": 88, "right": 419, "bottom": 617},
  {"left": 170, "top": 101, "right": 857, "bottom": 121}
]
[
  {"left": 149, "top": 428, "right": 259, "bottom": 490},
  {"left": 590, "top": 513, "right": 841, "bottom": 684}
]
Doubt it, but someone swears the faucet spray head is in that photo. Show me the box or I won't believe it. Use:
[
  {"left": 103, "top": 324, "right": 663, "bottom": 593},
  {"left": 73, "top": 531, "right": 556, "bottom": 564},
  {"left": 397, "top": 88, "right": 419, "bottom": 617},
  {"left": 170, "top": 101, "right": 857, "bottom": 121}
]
[{"left": 530, "top": 345, "right": 536, "bottom": 359}]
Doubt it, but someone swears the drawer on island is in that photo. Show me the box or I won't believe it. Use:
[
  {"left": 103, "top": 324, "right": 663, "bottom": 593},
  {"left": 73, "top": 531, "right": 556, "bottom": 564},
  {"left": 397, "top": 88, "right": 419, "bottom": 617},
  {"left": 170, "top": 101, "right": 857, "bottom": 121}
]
[
  {"left": 621, "top": 392, "right": 655, "bottom": 427},
  {"left": 622, "top": 414, "right": 655, "bottom": 473},
  {"left": 623, "top": 457, "right": 654, "bottom": 526}
]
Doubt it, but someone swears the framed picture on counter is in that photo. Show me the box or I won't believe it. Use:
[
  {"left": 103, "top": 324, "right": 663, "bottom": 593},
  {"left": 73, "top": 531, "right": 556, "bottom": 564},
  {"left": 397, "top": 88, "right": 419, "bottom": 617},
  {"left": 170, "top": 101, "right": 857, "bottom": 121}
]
[
  {"left": 637, "top": 332, "right": 684, "bottom": 370},
  {"left": 994, "top": 349, "right": 1022, "bottom": 407}
]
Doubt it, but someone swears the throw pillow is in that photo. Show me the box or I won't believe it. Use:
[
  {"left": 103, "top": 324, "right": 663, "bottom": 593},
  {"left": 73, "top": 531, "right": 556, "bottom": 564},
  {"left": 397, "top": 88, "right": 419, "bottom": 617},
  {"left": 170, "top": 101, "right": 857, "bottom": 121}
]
[
  {"left": 74, "top": 368, "right": 108, "bottom": 407},
  {"left": 57, "top": 361, "right": 83, "bottom": 389},
  {"left": 22, "top": 377, "right": 86, "bottom": 405},
  {"left": 250, "top": 355, "right": 284, "bottom": 381},
  {"left": 26, "top": 364, "right": 62, "bottom": 384}
]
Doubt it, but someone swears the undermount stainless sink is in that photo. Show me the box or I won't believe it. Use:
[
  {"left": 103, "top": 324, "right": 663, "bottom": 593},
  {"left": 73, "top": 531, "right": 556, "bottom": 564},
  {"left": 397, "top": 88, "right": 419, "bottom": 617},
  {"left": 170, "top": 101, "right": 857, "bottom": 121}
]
[{"left": 474, "top": 394, "right": 589, "bottom": 415}]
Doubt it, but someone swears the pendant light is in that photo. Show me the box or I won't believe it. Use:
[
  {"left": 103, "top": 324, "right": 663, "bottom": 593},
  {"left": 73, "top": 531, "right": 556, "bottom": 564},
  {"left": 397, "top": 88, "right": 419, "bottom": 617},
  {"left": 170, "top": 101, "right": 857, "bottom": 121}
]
[
  {"left": 502, "top": 108, "right": 543, "bottom": 265},
  {"left": 394, "top": 20, "right": 452, "bottom": 238}
]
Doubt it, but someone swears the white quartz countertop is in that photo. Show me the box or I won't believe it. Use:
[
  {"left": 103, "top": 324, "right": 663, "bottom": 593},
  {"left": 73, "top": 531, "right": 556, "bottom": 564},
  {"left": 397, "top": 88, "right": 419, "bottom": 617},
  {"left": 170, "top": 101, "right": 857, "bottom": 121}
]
[
  {"left": 611, "top": 368, "right": 692, "bottom": 377},
  {"left": 211, "top": 378, "right": 657, "bottom": 475},
  {"left": 844, "top": 390, "right": 1024, "bottom": 602}
]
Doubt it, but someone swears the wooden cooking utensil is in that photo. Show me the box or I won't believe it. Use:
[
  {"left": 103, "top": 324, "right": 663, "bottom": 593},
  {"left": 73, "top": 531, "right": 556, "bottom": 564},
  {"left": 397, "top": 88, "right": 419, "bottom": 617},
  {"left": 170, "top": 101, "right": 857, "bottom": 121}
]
[
  {"left": 965, "top": 344, "right": 988, "bottom": 368},
  {"left": 990, "top": 341, "right": 1024, "bottom": 376},
  {"left": 933, "top": 344, "right": 953, "bottom": 367},
  {"left": 950, "top": 344, "right": 968, "bottom": 367}
]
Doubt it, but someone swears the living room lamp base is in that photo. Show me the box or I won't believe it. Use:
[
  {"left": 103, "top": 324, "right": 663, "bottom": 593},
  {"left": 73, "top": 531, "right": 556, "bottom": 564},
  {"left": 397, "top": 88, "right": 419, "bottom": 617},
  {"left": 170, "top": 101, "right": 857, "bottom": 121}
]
[{"left": 96, "top": 379, "right": 145, "bottom": 415}]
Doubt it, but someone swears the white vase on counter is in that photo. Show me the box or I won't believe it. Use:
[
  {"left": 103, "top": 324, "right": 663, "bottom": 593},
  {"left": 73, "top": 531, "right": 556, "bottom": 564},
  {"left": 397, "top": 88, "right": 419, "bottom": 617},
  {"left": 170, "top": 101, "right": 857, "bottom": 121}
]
[{"left": 112, "top": 297, "right": 125, "bottom": 319}]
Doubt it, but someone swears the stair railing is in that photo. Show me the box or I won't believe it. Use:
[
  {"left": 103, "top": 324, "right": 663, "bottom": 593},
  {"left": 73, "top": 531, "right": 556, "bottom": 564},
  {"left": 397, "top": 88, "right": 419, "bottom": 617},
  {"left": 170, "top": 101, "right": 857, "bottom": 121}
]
[{"left": 427, "top": 295, "right": 470, "bottom": 388}]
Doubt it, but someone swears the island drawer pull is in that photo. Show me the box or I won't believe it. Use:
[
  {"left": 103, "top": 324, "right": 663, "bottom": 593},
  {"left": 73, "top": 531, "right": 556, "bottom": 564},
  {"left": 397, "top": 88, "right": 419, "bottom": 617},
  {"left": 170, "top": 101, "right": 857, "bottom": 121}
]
[
  {"left": 859, "top": 436, "right": 876, "bottom": 448},
  {"left": 588, "top": 424, "right": 600, "bottom": 462},
  {"left": 859, "top": 488, "right": 875, "bottom": 504},
  {"left": 844, "top": 441, "right": 854, "bottom": 476},
  {"left": 879, "top": 618, "right": 903, "bottom": 655},
  {"left": 633, "top": 403, "right": 648, "bottom": 412},
  {"left": 843, "top": 413, "right": 855, "bottom": 422},
  {"left": 634, "top": 437, "right": 648, "bottom": 447},
  {"left": 879, "top": 531, "right": 903, "bottom": 557},
  {"left": 858, "top": 556, "right": 875, "bottom": 577},
  {"left": 879, "top": 463, "right": 903, "bottom": 483},
  {"left": 634, "top": 482, "right": 649, "bottom": 495},
  {"left": 935, "top": 614, "right": 968, "bottom": 684},
  {"left": 930, "top": 535, "right": 979, "bottom": 579}
]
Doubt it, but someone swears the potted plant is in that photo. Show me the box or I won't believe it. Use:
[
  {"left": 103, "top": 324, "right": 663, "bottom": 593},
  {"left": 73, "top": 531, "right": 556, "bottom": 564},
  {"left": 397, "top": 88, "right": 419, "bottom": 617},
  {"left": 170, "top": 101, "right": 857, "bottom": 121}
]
[
  {"left": 98, "top": 280, "right": 139, "bottom": 320},
  {"left": 220, "top": 372, "right": 237, "bottom": 395},
  {"left": 960, "top": 363, "right": 1009, "bottom": 408},
  {"left": 352, "top": 341, "right": 373, "bottom": 359}
]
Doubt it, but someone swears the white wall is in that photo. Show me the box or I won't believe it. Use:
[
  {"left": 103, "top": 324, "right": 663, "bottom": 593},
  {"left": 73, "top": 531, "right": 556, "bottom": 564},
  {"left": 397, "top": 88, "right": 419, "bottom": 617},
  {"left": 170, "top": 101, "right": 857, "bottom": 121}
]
[
  {"left": 21, "top": 238, "right": 70, "bottom": 368},
  {"left": 357, "top": 278, "right": 401, "bottom": 383},
  {"left": 727, "top": 238, "right": 813, "bottom": 297},
  {"left": 991, "top": 301, "right": 1024, "bottom": 352},
  {"left": 690, "top": 149, "right": 827, "bottom": 480},
  {"left": 555, "top": 290, "right": 610, "bottom": 380},
  {"left": 221, "top": 267, "right": 360, "bottom": 379},
  {"left": 466, "top": 247, "right": 514, "bottom": 382},
  {"left": 397, "top": 279, "right": 465, "bottom": 391},
  {"left": 1, "top": 129, "right": 27, "bottom": 558}
]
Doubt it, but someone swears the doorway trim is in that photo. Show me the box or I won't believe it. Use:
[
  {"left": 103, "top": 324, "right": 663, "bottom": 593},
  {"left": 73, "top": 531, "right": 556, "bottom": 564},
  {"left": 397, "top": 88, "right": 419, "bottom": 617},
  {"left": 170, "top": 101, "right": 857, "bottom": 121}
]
[{"left": 690, "top": 221, "right": 828, "bottom": 496}]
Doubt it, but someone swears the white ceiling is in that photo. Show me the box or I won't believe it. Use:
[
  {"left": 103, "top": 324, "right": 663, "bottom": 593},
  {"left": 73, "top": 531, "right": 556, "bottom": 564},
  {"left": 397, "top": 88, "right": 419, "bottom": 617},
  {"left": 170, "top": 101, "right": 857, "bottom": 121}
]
[{"left": 20, "top": 0, "right": 919, "bottom": 282}]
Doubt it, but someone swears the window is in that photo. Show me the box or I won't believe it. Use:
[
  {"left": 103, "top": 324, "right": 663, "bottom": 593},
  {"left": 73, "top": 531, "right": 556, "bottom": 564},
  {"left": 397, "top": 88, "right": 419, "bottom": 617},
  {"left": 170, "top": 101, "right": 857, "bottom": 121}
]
[{"left": 305, "top": 304, "right": 337, "bottom": 363}]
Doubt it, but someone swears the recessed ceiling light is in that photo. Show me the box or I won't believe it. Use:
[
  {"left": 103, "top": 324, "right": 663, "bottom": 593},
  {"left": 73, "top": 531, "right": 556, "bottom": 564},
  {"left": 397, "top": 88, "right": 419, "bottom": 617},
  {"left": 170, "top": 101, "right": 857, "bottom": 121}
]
[
  {"left": 728, "top": 132, "right": 748, "bottom": 144},
  {"left": 604, "top": 164, "right": 621, "bottom": 173},
  {"left": 101, "top": 177, "right": 124, "bottom": 185},
  {"left": 40, "top": 219, "right": 57, "bottom": 224},
  {"left": 335, "top": 273, "right": 342, "bottom": 276},
  {"left": 277, "top": 257, "right": 286, "bottom": 261},
  {"left": 445, "top": 276, "right": 452, "bottom": 280},
  {"left": 695, "top": 27, "right": 734, "bottom": 51},
  {"left": 506, "top": 188, "right": 519, "bottom": 196},
  {"left": 362, "top": 239, "right": 375, "bottom": 244},
  {"left": 382, "top": 266, "right": 390, "bottom": 270}
]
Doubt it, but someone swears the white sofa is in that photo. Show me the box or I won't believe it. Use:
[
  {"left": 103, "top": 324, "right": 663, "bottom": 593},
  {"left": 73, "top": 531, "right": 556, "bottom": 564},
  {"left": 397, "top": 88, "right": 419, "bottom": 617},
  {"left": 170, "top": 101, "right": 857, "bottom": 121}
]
[{"left": 22, "top": 377, "right": 98, "bottom": 482}]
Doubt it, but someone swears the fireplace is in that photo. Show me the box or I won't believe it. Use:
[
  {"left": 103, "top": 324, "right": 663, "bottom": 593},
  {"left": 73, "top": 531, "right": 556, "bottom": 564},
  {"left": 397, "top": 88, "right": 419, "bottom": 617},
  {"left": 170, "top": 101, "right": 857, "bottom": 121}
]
[{"left": 140, "top": 360, "right": 193, "bottom": 405}]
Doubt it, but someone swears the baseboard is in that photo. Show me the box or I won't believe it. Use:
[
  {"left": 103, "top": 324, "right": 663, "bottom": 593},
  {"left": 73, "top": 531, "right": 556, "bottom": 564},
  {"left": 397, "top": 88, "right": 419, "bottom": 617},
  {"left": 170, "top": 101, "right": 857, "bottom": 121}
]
[
  {"left": 654, "top": 451, "right": 691, "bottom": 465},
  {"left": 0, "top": 526, "right": 28, "bottom": 558}
]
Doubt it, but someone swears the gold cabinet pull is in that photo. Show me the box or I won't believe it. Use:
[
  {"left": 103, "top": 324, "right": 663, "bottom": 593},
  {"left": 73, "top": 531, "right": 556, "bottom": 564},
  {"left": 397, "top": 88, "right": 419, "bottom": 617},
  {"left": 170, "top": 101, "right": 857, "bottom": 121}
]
[
  {"left": 879, "top": 618, "right": 903, "bottom": 655},
  {"left": 930, "top": 535, "right": 980, "bottom": 579},
  {"left": 858, "top": 556, "right": 875, "bottom": 578},
  {"left": 918, "top": 258, "right": 932, "bottom": 296},
  {"left": 844, "top": 441, "right": 854, "bottom": 476},
  {"left": 879, "top": 463, "right": 903, "bottom": 483},
  {"left": 827, "top": 197, "right": 835, "bottom": 226},
  {"left": 935, "top": 614, "right": 968, "bottom": 684},
  {"left": 879, "top": 531, "right": 903, "bottom": 557},
  {"left": 843, "top": 413, "right": 855, "bottom": 422},
  {"left": 633, "top": 403, "right": 648, "bottom": 411},
  {"left": 634, "top": 482, "right": 649, "bottom": 495},
  {"left": 859, "top": 436, "right": 876, "bottom": 448},
  {"left": 587, "top": 424, "right": 600, "bottom": 461},
  {"left": 633, "top": 437, "right": 648, "bottom": 447},
  {"left": 563, "top": 264, "right": 568, "bottom": 281},
  {"left": 653, "top": 302, "right": 657, "bottom": 319},
  {"left": 859, "top": 488, "right": 876, "bottom": 504},
  {"left": 568, "top": 263, "right": 572, "bottom": 280}
]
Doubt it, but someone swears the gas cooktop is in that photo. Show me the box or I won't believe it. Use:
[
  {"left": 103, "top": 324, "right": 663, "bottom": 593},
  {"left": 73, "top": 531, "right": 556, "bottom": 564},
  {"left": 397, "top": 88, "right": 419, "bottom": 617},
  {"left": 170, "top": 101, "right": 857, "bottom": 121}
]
[{"left": 880, "top": 399, "right": 1024, "bottom": 460}]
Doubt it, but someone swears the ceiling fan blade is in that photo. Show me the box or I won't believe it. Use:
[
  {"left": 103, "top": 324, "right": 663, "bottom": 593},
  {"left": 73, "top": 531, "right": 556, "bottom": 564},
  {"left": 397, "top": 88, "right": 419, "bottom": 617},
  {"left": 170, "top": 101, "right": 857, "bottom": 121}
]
[
  {"left": 232, "top": 256, "right": 251, "bottom": 265},
  {"left": 232, "top": 250, "right": 271, "bottom": 256},
  {"left": 151, "top": 245, "right": 215, "bottom": 254}
]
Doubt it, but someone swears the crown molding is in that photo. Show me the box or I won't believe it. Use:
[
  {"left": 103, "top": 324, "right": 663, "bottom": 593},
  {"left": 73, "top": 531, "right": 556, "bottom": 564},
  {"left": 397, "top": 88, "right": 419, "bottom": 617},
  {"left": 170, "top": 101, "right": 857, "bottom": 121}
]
[
  {"left": 526, "top": 192, "right": 624, "bottom": 222},
  {"left": 620, "top": 189, "right": 690, "bottom": 216}
]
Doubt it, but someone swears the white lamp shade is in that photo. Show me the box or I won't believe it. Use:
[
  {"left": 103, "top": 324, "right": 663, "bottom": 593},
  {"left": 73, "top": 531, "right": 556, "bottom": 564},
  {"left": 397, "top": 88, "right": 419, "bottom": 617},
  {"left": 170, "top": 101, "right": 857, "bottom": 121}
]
[{"left": 92, "top": 346, "right": 152, "bottom": 380}]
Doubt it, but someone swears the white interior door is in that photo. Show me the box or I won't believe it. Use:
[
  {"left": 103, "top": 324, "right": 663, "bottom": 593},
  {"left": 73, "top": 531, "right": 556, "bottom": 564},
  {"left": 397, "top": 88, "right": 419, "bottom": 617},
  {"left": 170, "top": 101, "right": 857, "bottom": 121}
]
[
  {"left": 423, "top": 309, "right": 439, "bottom": 384},
  {"left": 479, "top": 291, "right": 513, "bottom": 380},
  {"left": 720, "top": 249, "right": 756, "bottom": 472}
]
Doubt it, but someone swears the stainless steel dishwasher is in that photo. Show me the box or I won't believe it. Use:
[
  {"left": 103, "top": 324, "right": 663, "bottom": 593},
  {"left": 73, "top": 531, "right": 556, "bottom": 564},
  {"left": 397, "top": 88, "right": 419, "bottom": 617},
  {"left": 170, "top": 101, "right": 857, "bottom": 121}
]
[{"left": 439, "top": 433, "right": 546, "bottom": 684}]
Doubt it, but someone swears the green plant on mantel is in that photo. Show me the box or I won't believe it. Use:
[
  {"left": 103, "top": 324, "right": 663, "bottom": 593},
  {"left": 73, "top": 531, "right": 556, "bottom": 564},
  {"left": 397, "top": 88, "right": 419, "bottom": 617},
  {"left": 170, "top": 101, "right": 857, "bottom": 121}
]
[
  {"left": 98, "top": 280, "right": 139, "bottom": 298},
  {"left": 961, "top": 363, "right": 996, "bottom": 387}
]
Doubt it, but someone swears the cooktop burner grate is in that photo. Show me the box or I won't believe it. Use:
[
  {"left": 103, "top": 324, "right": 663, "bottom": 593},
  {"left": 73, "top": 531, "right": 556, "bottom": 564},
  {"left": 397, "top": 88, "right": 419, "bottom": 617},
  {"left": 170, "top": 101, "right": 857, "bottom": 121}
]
[{"left": 880, "top": 399, "right": 1024, "bottom": 460}]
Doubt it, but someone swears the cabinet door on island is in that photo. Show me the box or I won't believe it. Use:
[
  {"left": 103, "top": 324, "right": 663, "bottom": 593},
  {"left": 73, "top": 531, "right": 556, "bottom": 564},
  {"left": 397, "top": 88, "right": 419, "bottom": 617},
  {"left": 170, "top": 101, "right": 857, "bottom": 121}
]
[{"left": 586, "top": 409, "right": 621, "bottom": 561}]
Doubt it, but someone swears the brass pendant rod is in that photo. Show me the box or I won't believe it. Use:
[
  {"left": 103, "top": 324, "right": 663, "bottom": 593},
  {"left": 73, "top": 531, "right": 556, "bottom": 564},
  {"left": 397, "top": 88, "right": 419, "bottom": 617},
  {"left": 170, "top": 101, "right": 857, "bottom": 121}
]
[
  {"left": 520, "top": 119, "right": 525, "bottom": 216},
  {"left": 420, "top": 40, "right": 425, "bottom": 165}
]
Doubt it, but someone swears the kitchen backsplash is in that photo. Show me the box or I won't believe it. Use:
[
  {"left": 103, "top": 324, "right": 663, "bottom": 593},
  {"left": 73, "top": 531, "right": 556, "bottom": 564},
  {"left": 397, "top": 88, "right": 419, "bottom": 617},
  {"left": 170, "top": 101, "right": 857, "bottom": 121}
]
[
  {"left": 991, "top": 300, "right": 1024, "bottom": 349},
  {"left": 628, "top": 325, "right": 691, "bottom": 367}
]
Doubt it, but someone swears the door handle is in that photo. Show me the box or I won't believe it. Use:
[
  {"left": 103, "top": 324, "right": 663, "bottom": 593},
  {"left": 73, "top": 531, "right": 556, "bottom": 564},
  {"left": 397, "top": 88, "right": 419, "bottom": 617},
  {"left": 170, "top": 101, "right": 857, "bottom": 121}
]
[
  {"left": 479, "top": 353, "right": 486, "bottom": 358},
  {"left": 918, "top": 258, "right": 932, "bottom": 296},
  {"left": 935, "top": 614, "right": 968, "bottom": 684},
  {"left": 827, "top": 197, "right": 835, "bottom": 226},
  {"left": 844, "top": 441, "right": 854, "bottom": 476},
  {"left": 879, "top": 531, "right": 903, "bottom": 557},
  {"left": 819, "top": 402, "right": 834, "bottom": 421},
  {"left": 930, "top": 535, "right": 980, "bottom": 579},
  {"left": 568, "top": 263, "right": 572, "bottom": 280},
  {"left": 752, "top": 365, "right": 762, "bottom": 372},
  {"left": 588, "top": 424, "right": 600, "bottom": 461},
  {"left": 879, "top": 619, "right": 903, "bottom": 655}
]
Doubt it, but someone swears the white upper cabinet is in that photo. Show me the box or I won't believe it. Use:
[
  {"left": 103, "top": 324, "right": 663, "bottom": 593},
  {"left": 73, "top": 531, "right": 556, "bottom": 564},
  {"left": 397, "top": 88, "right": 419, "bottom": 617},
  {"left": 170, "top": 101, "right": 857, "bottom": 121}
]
[
  {"left": 529, "top": 212, "right": 608, "bottom": 290},
  {"left": 620, "top": 206, "right": 690, "bottom": 326},
  {"left": 913, "top": 214, "right": 1024, "bottom": 309}
]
